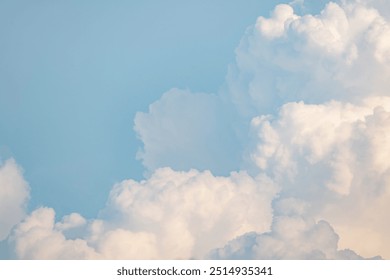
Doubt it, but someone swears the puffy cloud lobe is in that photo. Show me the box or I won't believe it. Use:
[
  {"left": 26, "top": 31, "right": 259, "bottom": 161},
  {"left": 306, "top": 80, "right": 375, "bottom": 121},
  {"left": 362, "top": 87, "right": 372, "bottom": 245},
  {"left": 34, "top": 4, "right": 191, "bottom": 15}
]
[
  {"left": 134, "top": 88, "right": 241, "bottom": 175},
  {"left": 343, "top": 0, "right": 390, "bottom": 19},
  {"left": 55, "top": 213, "right": 86, "bottom": 232},
  {"left": 209, "top": 197, "right": 381, "bottom": 260},
  {"left": 0, "top": 159, "right": 29, "bottom": 241},
  {"left": 11, "top": 207, "right": 163, "bottom": 259},
  {"left": 248, "top": 97, "right": 390, "bottom": 258},
  {"left": 256, "top": 5, "right": 299, "bottom": 39},
  {"left": 11, "top": 207, "right": 98, "bottom": 259},
  {"left": 226, "top": 1, "right": 390, "bottom": 117},
  {"left": 210, "top": 216, "right": 368, "bottom": 260},
  {"left": 12, "top": 168, "right": 277, "bottom": 259}
]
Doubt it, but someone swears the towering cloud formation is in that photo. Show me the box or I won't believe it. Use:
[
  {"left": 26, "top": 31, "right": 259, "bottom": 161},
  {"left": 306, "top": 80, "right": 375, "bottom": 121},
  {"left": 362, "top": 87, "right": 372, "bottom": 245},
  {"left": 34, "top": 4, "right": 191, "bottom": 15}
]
[
  {"left": 231, "top": 0, "right": 390, "bottom": 258},
  {"left": 4, "top": 0, "right": 390, "bottom": 259},
  {"left": 133, "top": 0, "right": 390, "bottom": 259}
]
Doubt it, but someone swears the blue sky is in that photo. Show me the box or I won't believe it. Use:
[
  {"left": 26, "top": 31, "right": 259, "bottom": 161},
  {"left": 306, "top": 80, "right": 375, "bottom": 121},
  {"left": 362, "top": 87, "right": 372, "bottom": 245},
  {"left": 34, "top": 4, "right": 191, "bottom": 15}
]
[
  {"left": 0, "top": 0, "right": 289, "bottom": 218},
  {"left": 1, "top": 0, "right": 390, "bottom": 260}
]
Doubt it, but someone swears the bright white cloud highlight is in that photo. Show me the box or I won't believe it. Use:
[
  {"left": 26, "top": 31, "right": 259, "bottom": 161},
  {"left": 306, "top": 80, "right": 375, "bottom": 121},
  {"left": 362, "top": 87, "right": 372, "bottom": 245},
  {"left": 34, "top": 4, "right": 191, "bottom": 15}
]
[
  {"left": 12, "top": 168, "right": 276, "bottom": 259},
  {"left": 226, "top": 1, "right": 390, "bottom": 117},
  {"left": 248, "top": 98, "right": 390, "bottom": 258},
  {"left": 210, "top": 201, "right": 376, "bottom": 259},
  {"left": 12, "top": 207, "right": 97, "bottom": 259}
]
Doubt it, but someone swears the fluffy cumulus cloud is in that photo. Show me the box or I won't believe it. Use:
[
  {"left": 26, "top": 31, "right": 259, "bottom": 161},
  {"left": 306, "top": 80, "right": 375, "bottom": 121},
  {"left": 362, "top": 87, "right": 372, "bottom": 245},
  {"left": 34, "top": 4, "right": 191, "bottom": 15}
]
[
  {"left": 226, "top": 0, "right": 390, "bottom": 118},
  {"left": 234, "top": 0, "right": 390, "bottom": 258},
  {"left": 209, "top": 198, "right": 378, "bottom": 259},
  {"left": 345, "top": 0, "right": 390, "bottom": 19},
  {"left": 0, "top": 159, "right": 29, "bottom": 241},
  {"left": 134, "top": 88, "right": 241, "bottom": 175},
  {"left": 131, "top": 0, "right": 390, "bottom": 259},
  {"left": 10, "top": 207, "right": 97, "bottom": 259},
  {"left": 11, "top": 169, "right": 276, "bottom": 259},
  {"left": 248, "top": 97, "right": 390, "bottom": 196},
  {"left": 4, "top": 0, "right": 390, "bottom": 259}
]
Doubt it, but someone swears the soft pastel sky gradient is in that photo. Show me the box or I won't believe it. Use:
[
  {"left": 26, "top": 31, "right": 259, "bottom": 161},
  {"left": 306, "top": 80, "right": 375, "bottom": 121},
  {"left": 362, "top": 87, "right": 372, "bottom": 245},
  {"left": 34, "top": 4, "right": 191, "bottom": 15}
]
[
  {"left": 1, "top": 0, "right": 389, "bottom": 260},
  {"left": 0, "top": 0, "right": 296, "bottom": 218}
]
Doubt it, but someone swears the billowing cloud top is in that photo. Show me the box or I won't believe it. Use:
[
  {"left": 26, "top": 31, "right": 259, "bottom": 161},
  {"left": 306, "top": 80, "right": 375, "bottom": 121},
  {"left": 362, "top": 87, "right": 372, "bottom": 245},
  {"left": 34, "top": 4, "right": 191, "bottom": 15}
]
[
  {"left": 2, "top": 0, "right": 390, "bottom": 259},
  {"left": 227, "top": 0, "right": 390, "bottom": 117}
]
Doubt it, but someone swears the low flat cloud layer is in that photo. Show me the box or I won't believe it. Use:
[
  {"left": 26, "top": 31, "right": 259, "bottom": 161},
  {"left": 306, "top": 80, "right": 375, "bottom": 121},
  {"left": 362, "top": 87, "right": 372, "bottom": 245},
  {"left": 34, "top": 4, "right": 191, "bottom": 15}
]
[{"left": 1, "top": 0, "right": 390, "bottom": 259}]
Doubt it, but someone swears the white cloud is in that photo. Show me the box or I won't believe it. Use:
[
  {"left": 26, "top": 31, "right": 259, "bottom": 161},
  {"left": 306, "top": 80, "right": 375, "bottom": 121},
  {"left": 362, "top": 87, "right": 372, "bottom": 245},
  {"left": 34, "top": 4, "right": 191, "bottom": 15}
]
[
  {"left": 134, "top": 88, "right": 241, "bottom": 175},
  {"left": 219, "top": 2, "right": 390, "bottom": 258},
  {"left": 6, "top": 0, "right": 390, "bottom": 260},
  {"left": 11, "top": 207, "right": 98, "bottom": 259},
  {"left": 210, "top": 199, "right": 377, "bottom": 259},
  {"left": 0, "top": 159, "right": 30, "bottom": 241},
  {"left": 11, "top": 168, "right": 277, "bottom": 259},
  {"left": 55, "top": 213, "right": 86, "bottom": 232},
  {"left": 256, "top": 5, "right": 299, "bottom": 39},
  {"left": 342, "top": 0, "right": 390, "bottom": 19},
  {"left": 225, "top": 1, "right": 390, "bottom": 118},
  {"left": 247, "top": 97, "right": 390, "bottom": 258}
]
